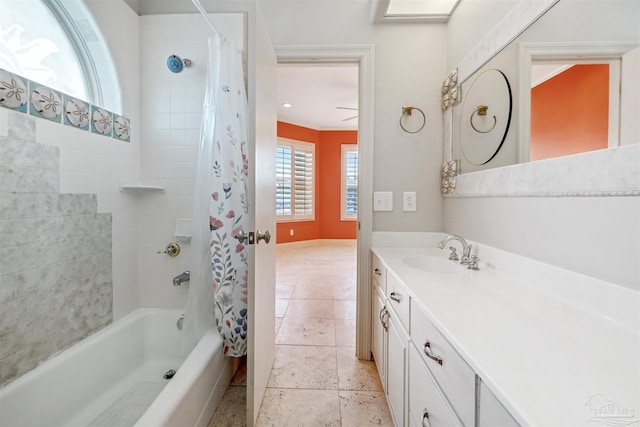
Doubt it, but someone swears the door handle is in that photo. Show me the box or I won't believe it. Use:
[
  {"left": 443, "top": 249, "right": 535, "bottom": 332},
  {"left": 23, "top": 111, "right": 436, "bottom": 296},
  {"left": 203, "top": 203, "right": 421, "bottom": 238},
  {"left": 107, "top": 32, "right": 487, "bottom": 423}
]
[
  {"left": 422, "top": 408, "right": 431, "bottom": 427},
  {"left": 256, "top": 230, "right": 271, "bottom": 244}
]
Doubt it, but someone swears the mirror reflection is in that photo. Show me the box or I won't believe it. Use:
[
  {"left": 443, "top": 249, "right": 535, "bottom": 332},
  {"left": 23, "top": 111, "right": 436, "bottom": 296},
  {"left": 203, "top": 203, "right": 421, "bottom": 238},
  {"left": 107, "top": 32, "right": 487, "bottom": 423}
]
[{"left": 450, "top": 0, "right": 640, "bottom": 174}]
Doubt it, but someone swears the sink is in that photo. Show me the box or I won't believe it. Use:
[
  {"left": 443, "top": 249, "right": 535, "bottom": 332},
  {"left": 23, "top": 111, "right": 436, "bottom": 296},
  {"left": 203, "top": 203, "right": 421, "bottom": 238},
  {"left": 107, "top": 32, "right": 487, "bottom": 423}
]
[{"left": 401, "top": 256, "right": 461, "bottom": 274}]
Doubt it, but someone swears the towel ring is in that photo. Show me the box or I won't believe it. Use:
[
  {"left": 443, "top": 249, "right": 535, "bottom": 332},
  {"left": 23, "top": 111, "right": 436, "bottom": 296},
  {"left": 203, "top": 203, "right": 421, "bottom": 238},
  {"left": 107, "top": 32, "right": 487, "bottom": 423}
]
[
  {"left": 470, "top": 105, "right": 497, "bottom": 134},
  {"left": 399, "top": 106, "right": 426, "bottom": 134}
]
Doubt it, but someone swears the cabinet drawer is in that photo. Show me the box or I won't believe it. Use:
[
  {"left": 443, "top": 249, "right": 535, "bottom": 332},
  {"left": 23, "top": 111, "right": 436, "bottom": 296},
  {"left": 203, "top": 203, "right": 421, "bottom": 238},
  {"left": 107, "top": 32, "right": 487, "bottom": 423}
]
[
  {"left": 372, "top": 253, "right": 386, "bottom": 293},
  {"left": 409, "top": 344, "right": 462, "bottom": 427},
  {"left": 387, "top": 272, "right": 410, "bottom": 332},
  {"left": 410, "top": 303, "right": 475, "bottom": 426}
]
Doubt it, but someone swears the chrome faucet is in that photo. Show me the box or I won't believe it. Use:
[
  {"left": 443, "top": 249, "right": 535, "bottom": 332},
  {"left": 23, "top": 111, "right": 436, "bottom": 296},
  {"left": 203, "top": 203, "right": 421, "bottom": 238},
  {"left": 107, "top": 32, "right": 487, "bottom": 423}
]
[
  {"left": 438, "top": 235, "right": 472, "bottom": 265},
  {"left": 173, "top": 271, "right": 190, "bottom": 286}
]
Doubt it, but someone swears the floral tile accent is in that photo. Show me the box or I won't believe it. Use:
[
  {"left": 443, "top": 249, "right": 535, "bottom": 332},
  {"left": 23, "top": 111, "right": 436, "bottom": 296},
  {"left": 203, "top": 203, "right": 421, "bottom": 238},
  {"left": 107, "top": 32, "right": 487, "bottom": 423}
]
[
  {"left": 29, "top": 84, "right": 63, "bottom": 122},
  {"left": 0, "top": 69, "right": 29, "bottom": 113},
  {"left": 91, "top": 106, "right": 113, "bottom": 136},
  {"left": 63, "top": 95, "right": 90, "bottom": 130},
  {"left": 112, "top": 114, "right": 130, "bottom": 142}
]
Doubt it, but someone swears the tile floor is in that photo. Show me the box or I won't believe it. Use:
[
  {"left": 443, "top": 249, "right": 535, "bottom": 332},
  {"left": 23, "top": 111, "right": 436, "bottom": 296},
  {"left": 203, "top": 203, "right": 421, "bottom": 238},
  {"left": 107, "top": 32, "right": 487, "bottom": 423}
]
[{"left": 208, "top": 240, "right": 393, "bottom": 427}]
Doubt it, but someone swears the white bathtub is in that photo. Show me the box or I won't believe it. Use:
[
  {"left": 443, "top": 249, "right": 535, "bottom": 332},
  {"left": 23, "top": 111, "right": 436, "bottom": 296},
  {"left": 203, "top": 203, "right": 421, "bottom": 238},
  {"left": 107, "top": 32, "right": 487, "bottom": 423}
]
[{"left": 0, "top": 308, "right": 237, "bottom": 427}]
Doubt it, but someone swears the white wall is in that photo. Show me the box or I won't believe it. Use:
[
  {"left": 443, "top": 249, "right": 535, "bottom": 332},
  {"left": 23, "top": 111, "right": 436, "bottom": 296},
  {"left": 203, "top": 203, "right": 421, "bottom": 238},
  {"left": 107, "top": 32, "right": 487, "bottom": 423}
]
[
  {"left": 444, "top": 0, "right": 640, "bottom": 290},
  {"left": 261, "top": 0, "right": 447, "bottom": 233},
  {"left": 137, "top": 13, "right": 245, "bottom": 308}
]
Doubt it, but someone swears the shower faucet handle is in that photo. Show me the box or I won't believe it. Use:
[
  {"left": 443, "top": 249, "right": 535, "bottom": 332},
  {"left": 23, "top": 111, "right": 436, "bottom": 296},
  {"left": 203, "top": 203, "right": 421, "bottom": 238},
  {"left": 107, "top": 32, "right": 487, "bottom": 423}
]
[{"left": 158, "top": 243, "right": 180, "bottom": 257}]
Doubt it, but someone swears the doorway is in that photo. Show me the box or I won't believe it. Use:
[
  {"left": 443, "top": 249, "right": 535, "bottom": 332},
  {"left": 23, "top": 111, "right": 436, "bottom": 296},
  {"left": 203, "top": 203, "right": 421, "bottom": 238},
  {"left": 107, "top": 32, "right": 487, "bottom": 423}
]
[{"left": 274, "top": 45, "right": 375, "bottom": 361}]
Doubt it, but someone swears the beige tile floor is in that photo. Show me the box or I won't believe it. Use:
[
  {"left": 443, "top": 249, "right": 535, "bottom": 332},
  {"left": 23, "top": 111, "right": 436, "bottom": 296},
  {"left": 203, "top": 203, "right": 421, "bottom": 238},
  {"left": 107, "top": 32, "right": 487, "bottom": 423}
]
[{"left": 209, "top": 240, "right": 393, "bottom": 427}]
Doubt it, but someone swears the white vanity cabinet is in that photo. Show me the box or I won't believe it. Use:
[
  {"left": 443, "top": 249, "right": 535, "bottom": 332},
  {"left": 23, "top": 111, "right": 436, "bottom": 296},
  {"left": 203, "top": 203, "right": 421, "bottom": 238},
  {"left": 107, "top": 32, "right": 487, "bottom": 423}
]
[
  {"left": 371, "top": 254, "right": 387, "bottom": 388},
  {"left": 410, "top": 301, "right": 475, "bottom": 426},
  {"left": 408, "top": 344, "right": 462, "bottom": 427},
  {"left": 387, "top": 303, "right": 409, "bottom": 427},
  {"left": 371, "top": 254, "right": 410, "bottom": 427},
  {"left": 477, "top": 380, "right": 519, "bottom": 427}
]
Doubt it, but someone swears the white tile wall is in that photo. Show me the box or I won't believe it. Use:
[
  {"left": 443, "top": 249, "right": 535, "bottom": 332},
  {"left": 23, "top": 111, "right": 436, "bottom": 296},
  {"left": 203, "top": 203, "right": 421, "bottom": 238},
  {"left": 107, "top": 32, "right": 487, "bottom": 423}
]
[{"left": 138, "top": 13, "right": 245, "bottom": 308}]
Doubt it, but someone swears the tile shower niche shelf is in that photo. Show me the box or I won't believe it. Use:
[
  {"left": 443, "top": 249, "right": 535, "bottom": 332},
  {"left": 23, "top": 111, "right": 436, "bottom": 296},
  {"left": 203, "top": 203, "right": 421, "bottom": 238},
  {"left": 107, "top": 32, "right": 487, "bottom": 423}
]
[{"left": 120, "top": 182, "right": 166, "bottom": 193}]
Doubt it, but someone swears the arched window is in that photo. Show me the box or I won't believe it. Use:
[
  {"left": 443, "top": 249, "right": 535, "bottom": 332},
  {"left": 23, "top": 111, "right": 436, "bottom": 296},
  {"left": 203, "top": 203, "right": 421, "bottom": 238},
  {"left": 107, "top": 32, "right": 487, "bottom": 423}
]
[{"left": 0, "top": 0, "right": 119, "bottom": 111}]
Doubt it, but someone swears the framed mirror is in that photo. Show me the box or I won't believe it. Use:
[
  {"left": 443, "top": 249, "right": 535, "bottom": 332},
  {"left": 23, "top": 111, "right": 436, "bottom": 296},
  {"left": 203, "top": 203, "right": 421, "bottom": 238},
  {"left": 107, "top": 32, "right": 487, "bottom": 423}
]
[{"left": 443, "top": 0, "right": 640, "bottom": 197}]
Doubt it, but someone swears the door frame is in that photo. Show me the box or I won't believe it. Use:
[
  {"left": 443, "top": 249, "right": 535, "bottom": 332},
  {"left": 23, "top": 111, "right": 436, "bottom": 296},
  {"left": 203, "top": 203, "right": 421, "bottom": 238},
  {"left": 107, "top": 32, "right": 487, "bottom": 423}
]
[{"left": 275, "top": 45, "right": 375, "bottom": 360}]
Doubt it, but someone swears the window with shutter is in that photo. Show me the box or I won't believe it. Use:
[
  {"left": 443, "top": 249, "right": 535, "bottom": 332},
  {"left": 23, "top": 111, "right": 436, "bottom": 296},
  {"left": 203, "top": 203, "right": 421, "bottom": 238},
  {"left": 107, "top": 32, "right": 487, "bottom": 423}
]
[
  {"left": 276, "top": 138, "right": 315, "bottom": 221},
  {"left": 341, "top": 144, "right": 358, "bottom": 221}
]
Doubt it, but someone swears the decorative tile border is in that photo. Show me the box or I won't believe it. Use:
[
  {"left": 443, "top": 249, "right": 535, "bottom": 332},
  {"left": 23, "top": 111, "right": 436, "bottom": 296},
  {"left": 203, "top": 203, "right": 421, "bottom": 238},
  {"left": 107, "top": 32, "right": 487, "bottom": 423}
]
[{"left": 0, "top": 67, "right": 130, "bottom": 142}]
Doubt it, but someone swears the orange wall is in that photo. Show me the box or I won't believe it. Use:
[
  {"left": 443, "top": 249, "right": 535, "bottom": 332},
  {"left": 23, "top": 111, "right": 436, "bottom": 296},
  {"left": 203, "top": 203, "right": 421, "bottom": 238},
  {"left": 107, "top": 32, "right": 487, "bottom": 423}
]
[
  {"left": 276, "top": 122, "right": 357, "bottom": 243},
  {"left": 530, "top": 64, "right": 609, "bottom": 161}
]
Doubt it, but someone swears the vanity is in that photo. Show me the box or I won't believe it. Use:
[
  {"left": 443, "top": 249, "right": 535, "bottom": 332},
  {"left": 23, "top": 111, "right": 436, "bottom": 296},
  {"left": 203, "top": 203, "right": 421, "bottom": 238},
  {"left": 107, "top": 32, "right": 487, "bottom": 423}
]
[{"left": 371, "top": 240, "right": 638, "bottom": 427}]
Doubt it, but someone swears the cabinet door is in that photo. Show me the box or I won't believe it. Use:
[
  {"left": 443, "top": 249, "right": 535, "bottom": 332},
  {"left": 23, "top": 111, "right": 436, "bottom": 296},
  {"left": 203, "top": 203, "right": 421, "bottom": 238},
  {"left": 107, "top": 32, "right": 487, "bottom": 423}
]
[
  {"left": 478, "top": 380, "right": 519, "bottom": 427},
  {"left": 372, "top": 287, "right": 387, "bottom": 388},
  {"left": 387, "top": 309, "right": 408, "bottom": 427},
  {"left": 408, "top": 344, "right": 462, "bottom": 427}
]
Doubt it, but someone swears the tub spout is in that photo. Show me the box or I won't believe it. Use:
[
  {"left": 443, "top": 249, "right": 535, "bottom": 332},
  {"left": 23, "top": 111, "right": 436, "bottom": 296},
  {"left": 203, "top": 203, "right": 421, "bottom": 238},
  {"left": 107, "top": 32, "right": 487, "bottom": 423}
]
[{"left": 173, "top": 271, "right": 190, "bottom": 286}]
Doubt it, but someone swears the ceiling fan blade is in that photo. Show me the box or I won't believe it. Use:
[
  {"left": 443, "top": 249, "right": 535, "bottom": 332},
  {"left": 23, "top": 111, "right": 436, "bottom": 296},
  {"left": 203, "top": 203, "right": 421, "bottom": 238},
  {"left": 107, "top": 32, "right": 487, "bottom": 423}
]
[{"left": 343, "top": 115, "right": 359, "bottom": 121}]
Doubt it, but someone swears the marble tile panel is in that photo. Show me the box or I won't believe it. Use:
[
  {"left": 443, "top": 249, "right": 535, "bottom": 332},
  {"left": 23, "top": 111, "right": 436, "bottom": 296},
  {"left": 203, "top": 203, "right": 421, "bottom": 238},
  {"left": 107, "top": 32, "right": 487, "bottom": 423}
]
[
  {"left": 339, "top": 391, "right": 394, "bottom": 427},
  {"left": 285, "top": 299, "right": 335, "bottom": 319},
  {"left": 335, "top": 318, "right": 356, "bottom": 348},
  {"left": 0, "top": 164, "right": 59, "bottom": 193},
  {"left": 267, "top": 345, "right": 338, "bottom": 389},
  {"left": 275, "top": 283, "right": 295, "bottom": 299},
  {"left": 275, "top": 317, "right": 283, "bottom": 336},
  {"left": 276, "top": 318, "right": 336, "bottom": 346},
  {"left": 336, "top": 347, "right": 383, "bottom": 391},
  {"left": 255, "top": 388, "right": 341, "bottom": 427},
  {"left": 0, "top": 136, "right": 59, "bottom": 170},
  {"left": 7, "top": 110, "right": 35, "bottom": 140},
  {"left": 0, "top": 253, "right": 112, "bottom": 304}
]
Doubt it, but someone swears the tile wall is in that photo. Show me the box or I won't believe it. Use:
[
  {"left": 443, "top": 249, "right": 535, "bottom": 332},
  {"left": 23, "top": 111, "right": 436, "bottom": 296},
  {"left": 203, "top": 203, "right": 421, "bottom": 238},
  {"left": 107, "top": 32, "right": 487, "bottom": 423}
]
[
  {"left": 137, "top": 13, "right": 245, "bottom": 308},
  {"left": 0, "top": 114, "right": 113, "bottom": 386}
]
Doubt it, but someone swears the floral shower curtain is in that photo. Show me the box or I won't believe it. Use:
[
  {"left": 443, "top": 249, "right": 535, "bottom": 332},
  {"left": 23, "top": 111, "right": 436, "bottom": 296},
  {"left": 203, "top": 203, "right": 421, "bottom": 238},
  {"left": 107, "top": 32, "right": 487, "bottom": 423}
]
[{"left": 184, "top": 33, "right": 249, "bottom": 358}]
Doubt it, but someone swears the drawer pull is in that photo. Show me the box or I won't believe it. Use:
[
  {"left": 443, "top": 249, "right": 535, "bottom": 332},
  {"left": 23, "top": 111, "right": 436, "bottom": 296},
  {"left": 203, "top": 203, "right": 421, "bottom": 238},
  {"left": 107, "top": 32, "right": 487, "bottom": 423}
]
[
  {"left": 374, "top": 268, "right": 382, "bottom": 276},
  {"left": 389, "top": 291, "right": 402, "bottom": 303},
  {"left": 422, "top": 409, "right": 431, "bottom": 427},
  {"left": 423, "top": 340, "right": 443, "bottom": 365}
]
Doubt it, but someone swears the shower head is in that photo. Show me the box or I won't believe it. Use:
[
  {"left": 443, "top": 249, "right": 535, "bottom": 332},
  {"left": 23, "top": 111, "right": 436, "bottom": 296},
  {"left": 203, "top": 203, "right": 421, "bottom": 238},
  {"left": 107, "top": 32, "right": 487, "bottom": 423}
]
[{"left": 167, "top": 55, "right": 192, "bottom": 73}]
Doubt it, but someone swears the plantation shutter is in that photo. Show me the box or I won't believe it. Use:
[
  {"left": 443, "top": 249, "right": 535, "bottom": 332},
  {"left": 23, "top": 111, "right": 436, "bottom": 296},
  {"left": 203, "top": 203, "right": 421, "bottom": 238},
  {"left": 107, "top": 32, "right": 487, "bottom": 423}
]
[
  {"left": 345, "top": 150, "right": 358, "bottom": 216},
  {"left": 276, "top": 139, "right": 315, "bottom": 221}
]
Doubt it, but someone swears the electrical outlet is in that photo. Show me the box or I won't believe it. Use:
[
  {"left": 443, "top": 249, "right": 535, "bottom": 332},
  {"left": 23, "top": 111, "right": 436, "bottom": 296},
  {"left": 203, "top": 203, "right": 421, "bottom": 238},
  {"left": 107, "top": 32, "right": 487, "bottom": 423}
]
[
  {"left": 373, "top": 191, "right": 393, "bottom": 211},
  {"left": 403, "top": 192, "right": 416, "bottom": 211}
]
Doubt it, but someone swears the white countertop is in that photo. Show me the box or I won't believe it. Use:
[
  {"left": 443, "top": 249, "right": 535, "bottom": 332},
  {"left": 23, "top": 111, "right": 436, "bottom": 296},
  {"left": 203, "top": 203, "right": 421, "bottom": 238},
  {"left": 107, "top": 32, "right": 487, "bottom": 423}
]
[{"left": 371, "top": 246, "right": 639, "bottom": 426}]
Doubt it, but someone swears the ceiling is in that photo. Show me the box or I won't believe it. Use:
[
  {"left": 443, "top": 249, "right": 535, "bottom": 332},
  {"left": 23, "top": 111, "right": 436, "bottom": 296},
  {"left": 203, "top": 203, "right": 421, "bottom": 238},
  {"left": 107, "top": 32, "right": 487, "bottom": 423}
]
[
  {"left": 277, "top": 64, "right": 359, "bottom": 131},
  {"left": 123, "top": 0, "right": 454, "bottom": 131}
]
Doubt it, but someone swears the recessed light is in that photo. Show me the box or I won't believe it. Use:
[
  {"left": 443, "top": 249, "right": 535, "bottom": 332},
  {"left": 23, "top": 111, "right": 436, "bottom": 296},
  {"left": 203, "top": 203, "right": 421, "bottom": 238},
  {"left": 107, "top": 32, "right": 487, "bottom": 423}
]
[{"left": 282, "top": 103, "right": 293, "bottom": 108}]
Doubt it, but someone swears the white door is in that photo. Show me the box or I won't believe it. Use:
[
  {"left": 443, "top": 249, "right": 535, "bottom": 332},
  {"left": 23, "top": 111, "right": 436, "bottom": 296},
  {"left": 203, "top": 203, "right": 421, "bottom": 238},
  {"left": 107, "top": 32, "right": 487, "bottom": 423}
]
[{"left": 246, "top": 3, "right": 277, "bottom": 426}]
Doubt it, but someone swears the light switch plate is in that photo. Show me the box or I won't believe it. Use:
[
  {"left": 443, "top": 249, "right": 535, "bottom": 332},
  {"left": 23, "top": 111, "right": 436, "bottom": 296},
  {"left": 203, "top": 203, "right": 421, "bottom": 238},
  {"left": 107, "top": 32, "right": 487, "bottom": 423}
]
[{"left": 373, "top": 191, "right": 393, "bottom": 211}]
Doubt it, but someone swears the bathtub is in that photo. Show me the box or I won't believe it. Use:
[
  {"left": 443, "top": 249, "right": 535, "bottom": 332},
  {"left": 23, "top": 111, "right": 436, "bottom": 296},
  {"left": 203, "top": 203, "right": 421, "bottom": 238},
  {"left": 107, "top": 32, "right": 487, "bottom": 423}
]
[{"left": 0, "top": 308, "right": 238, "bottom": 427}]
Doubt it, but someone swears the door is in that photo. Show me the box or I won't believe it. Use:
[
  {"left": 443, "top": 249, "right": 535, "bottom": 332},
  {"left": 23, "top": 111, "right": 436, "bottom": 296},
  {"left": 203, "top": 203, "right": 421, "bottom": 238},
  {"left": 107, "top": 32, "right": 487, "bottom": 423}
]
[{"left": 246, "top": 3, "right": 277, "bottom": 426}]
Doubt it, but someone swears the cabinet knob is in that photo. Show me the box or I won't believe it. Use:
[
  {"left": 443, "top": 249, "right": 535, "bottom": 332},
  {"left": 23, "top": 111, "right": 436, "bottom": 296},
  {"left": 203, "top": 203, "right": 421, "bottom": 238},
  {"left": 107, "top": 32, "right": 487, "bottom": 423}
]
[
  {"left": 374, "top": 268, "right": 382, "bottom": 276},
  {"left": 423, "top": 340, "right": 443, "bottom": 365}
]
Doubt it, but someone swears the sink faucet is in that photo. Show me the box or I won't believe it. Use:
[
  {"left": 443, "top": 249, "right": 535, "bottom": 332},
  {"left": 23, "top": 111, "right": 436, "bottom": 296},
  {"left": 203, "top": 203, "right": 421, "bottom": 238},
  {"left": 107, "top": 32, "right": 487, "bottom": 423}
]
[
  {"left": 173, "top": 271, "right": 190, "bottom": 286},
  {"left": 438, "top": 235, "right": 472, "bottom": 265}
]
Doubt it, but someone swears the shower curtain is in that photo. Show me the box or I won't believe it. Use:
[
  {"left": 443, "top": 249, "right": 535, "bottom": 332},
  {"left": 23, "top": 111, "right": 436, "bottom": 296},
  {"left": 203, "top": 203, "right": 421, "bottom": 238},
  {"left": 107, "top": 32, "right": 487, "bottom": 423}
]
[{"left": 183, "top": 34, "right": 249, "bottom": 358}]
